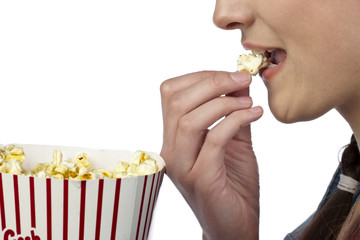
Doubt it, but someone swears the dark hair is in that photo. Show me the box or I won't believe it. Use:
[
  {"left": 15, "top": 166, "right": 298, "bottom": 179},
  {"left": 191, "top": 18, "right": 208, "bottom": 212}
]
[{"left": 301, "top": 134, "right": 360, "bottom": 240}]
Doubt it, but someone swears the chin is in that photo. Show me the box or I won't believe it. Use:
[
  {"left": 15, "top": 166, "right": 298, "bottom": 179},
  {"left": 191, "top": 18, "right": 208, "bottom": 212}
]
[
  {"left": 268, "top": 101, "right": 326, "bottom": 124},
  {"left": 270, "top": 108, "right": 301, "bottom": 124}
]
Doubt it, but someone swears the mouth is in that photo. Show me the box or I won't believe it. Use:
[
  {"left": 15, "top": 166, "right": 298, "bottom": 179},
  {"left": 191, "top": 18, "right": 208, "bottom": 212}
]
[
  {"left": 258, "top": 49, "right": 287, "bottom": 80},
  {"left": 263, "top": 49, "right": 287, "bottom": 66}
]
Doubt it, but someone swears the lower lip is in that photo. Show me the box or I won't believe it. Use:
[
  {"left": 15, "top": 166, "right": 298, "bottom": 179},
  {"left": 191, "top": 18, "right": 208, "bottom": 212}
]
[{"left": 260, "top": 61, "right": 285, "bottom": 81}]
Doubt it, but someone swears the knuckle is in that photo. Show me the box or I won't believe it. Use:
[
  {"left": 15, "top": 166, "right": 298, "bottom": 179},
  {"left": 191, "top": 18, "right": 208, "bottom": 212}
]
[
  {"left": 198, "top": 70, "right": 215, "bottom": 79},
  {"left": 178, "top": 115, "right": 195, "bottom": 134},
  {"left": 169, "top": 93, "right": 185, "bottom": 113},
  {"left": 216, "top": 97, "right": 231, "bottom": 113},
  {"left": 209, "top": 72, "right": 227, "bottom": 91},
  {"left": 229, "top": 111, "right": 247, "bottom": 125},
  {"left": 230, "top": 109, "right": 257, "bottom": 127},
  {"left": 237, "top": 109, "right": 253, "bottom": 122},
  {"left": 160, "top": 147, "right": 173, "bottom": 163},
  {"left": 160, "top": 79, "right": 175, "bottom": 99},
  {"left": 205, "top": 130, "right": 223, "bottom": 148}
]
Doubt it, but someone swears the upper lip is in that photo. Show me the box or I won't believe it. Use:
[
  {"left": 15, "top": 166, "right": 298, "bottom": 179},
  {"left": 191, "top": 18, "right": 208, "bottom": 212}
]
[{"left": 242, "top": 42, "right": 279, "bottom": 52}]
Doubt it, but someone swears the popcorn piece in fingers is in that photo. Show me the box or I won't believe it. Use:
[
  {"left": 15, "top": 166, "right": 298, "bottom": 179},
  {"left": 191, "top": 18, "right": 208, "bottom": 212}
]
[{"left": 237, "top": 50, "right": 270, "bottom": 75}]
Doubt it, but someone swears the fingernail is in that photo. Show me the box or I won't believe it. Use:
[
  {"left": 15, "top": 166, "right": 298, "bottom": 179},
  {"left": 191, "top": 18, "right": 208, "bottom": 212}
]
[
  {"left": 249, "top": 106, "right": 263, "bottom": 114},
  {"left": 230, "top": 71, "right": 251, "bottom": 83}
]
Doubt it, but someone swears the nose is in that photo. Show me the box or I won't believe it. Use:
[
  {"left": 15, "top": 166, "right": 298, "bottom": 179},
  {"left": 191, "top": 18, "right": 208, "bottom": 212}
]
[{"left": 213, "top": 0, "right": 255, "bottom": 30}]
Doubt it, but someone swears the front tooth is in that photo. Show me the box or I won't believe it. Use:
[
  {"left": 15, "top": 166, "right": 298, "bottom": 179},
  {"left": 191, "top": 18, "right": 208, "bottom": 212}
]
[
  {"left": 267, "top": 63, "right": 278, "bottom": 68},
  {"left": 252, "top": 50, "right": 266, "bottom": 55}
]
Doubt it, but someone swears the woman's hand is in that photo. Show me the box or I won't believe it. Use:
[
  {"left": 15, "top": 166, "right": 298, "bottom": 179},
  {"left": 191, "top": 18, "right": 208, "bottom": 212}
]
[{"left": 160, "top": 71, "right": 263, "bottom": 240}]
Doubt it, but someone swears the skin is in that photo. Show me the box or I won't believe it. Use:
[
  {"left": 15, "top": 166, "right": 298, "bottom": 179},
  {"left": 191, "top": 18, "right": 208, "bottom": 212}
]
[{"left": 161, "top": 0, "right": 360, "bottom": 239}]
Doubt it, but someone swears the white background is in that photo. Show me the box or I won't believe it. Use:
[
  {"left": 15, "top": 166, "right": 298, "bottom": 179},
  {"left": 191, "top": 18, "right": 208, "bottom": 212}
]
[{"left": 0, "top": 0, "right": 352, "bottom": 239}]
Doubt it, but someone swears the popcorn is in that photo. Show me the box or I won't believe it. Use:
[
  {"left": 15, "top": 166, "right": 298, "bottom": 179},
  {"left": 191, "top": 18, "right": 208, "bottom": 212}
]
[
  {"left": 54, "top": 161, "right": 69, "bottom": 175},
  {"left": 0, "top": 145, "right": 26, "bottom": 174},
  {"left": 237, "top": 50, "right": 270, "bottom": 75},
  {"left": 92, "top": 169, "right": 113, "bottom": 178},
  {"left": 7, "top": 159, "right": 24, "bottom": 175},
  {"left": 0, "top": 162, "right": 7, "bottom": 173},
  {"left": 131, "top": 151, "right": 149, "bottom": 165},
  {"left": 0, "top": 145, "right": 161, "bottom": 180},
  {"left": 112, "top": 171, "right": 127, "bottom": 178},
  {"left": 0, "top": 144, "right": 25, "bottom": 163},
  {"left": 114, "top": 161, "right": 130, "bottom": 173},
  {"left": 75, "top": 153, "right": 90, "bottom": 168},
  {"left": 123, "top": 151, "right": 159, "bottom": 176},
  {"left": 135, "top": 161, "right": 158, "bottom": 176},
  {"left": 34, "top": 170, "right": 49, "bottom": 178},
  {"left": 52, "top": 150, "right": 63, "bottom": 166}
]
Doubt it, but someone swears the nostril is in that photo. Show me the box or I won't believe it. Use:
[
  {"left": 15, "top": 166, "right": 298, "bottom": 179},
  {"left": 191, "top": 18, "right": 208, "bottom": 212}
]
[{"left": 226, "top": 22, "right": 242, "bottom": 30}]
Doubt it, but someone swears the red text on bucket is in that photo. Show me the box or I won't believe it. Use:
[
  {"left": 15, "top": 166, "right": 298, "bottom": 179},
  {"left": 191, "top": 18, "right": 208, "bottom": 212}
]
[{"left": 3, "top": 229, "right": 40, "bottom": 240}]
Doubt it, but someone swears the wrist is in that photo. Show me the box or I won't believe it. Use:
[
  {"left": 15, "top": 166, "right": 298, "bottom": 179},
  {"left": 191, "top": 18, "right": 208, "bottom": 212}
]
[
  {"left": 203, "top": 232, "right": 259, "bottom": 240},
  {"left": 201, "top": 218, "right": 259, "bottom": 240}
]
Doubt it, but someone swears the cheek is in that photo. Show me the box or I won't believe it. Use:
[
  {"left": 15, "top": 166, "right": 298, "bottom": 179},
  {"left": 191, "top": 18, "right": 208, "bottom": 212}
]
[
  {"left": 265, "top": 55, "right": 341, "bottom": 123},
  {"left": 259, "top": 0, "right": 360, "bottom": 123},
  {"left": 265, "top": 28, "right": 352, "bottom": 122}
]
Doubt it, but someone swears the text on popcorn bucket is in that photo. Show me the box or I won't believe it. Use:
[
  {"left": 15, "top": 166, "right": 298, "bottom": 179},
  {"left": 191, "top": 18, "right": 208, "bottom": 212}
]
[{"left": 3, "top": 229, "right": 40, "bottom": 240}]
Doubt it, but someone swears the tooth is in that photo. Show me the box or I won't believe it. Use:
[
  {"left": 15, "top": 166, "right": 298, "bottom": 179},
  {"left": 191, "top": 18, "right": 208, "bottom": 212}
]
[
  {"left": 251, "top": 50, "right": 266, "bottom": 55},
  {"left": 267, "top": 63, "right": 278, "bottom": 68}
]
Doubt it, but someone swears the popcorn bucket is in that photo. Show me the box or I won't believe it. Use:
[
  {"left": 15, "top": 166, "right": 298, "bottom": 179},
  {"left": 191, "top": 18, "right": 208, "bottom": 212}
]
[{"left": 0, "top": 144, "right": 165, "bottom": 240}]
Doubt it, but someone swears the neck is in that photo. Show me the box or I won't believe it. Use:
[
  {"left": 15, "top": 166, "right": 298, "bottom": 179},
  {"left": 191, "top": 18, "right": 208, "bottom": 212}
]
[{"left": 337, "top": 96, "right": 360, "bottom": 149}]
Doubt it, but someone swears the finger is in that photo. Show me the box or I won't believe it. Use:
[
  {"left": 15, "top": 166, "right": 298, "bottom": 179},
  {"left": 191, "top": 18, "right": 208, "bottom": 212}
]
[
  {"left": 206, "top": 106, "right": 263, "bottom": 148},
  {"left": 227, "top": 87, "right": 249, "bottom": 98},
  {"left": 168, "top": 71, "right": 251, "bottom": 116},
  {"left": 226, "top": 87, "right": 254, "bottom": 142},
  {"left": 183, "top": 96, "right": 253, "bottom": 131},
  {"left": 172, "top": 96, "right": 253, "bottom": 173},
  {"left": 160, "top": 71, "right": 218, "bottom": 104},
  {"left": 193, "top": 106, "right": 263, "bottom": 175}
]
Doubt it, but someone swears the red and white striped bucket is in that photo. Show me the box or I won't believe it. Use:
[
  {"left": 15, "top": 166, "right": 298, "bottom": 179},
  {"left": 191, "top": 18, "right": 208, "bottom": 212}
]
[{"left": 0, "top": 144, "right": 165, "bottom": 240}]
